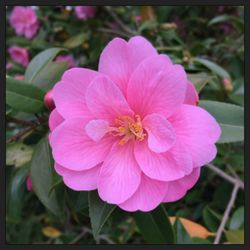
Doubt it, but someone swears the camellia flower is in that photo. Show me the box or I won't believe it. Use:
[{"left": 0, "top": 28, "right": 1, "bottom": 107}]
[
  {"left": 55, "top": 55, "right": 77, "bottom": 69},
  {"left": 9, "top": 6, "right": 39, "bottom": 39},
  {"left": 8, "top": 46, "right": 29, "bottom": 67},
  {"left": 49, "top": 36, "right": 221, "bottom": 212},
  {"left": 74, "top": 6, "right": 96, "bottom": 20}
]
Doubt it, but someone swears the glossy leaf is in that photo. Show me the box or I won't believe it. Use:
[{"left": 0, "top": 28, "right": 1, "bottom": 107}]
[
  {"left": 133, "top": 205, "right": 175, "bottom": 244},
  {"left": 88, "top": 191, "right": 116, "bottom": 240},
  {"left": 25, "top": 48, "right": 66, "bottom": 83},
  {"left": 199, "top": 100, "right": 244, "bottom": 143},
  {"left": 193, "top": 57, "right": 231, "bottom": 80},
  {"left": 6, "top": 76, "right": 45, "bottom": 113},
  {"left": 202, "top": 206, "right": 221, "bottom": 232},
  {"left": 229, "top": 206, "right": 244, "bottom": 230},
  {"left": 31, "top": 137, "right": 62, "bottom": 216},
  {"left": 63, "top": 33, "right": 88, "bottom": 48},
  {"left": 173, "top": 217, "right": 192, "bottom": 244},
  {"left": 187, "top": 72, "right": 213, "bottom": 93}
]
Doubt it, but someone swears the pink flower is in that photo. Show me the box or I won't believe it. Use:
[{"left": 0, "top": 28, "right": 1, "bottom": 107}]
[
  {"left": 10, "top": 6, "right": 39, "bottom": 39},
  {"left": 8, "top": 46, "right": 29, "bottom": 67},
  {"left": 134, "top": 15, "right": 142, "bottom": 23},
  {"left": 49, "top": 36, "right": 221, "bottom": 212},
  {"left": 26, "top": 174, "right": 32, "bottom": 191},
  {"left": 55, "top": 55, "right": 77, "bottom": 69},
  {"left": 74, "top": 6, "right": 96, "bottom": 20}
]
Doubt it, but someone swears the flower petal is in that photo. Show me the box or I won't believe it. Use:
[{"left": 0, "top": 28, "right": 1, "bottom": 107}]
[
  {"left": 53, "top": 68, "right": 99, "bottom": 119},
  {"left": 169, "top": 104, "right": 221, "bottom": 166},
  {"left": 98, "top": 36, "right": 157, "bottom": 94},
  {"left": 49, "top": 109, "right": 64, "bottom": 131},
  {"left": 97, "top": 141, "right": 141, "bottom": 204},
  {"left": 50, "top": 118, "right": 115, "bottom": 171},
  {"left": 55, "top": 163, "right": 101, "bottom": 191},
  {"left": 118, "top": 174, "right": 168, "bottom": 212},
  {"left": 163, "top": 168, "right": 200, "bottom": 202},
  {"left": 134, "top": 139, "right": 193, "bottom": 181},
  {"left": 184, "top": 81, "right": 199, "bottom": 105},
  {"left": 143, "top": 113, "right": 176, "bottom": 153},
  {"left": 127, "top": 55, "right": 187, "bottom": 118},
  {"left": 85, "top": 119, "right": 110, "bottom": 142},
  {"left": 85, "top": 75, "right": 134, "bottom": 122}
]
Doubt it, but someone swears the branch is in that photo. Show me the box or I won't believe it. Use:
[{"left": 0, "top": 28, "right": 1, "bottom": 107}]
[
  {"left": 6, "top": 116, "right": 36, "bottom": 127},
  {"left": 206, "top": 164, "right": 244, "bottom": 190},
  {"left": 214, "top": 184, "right": 240, "bottom": 244}
]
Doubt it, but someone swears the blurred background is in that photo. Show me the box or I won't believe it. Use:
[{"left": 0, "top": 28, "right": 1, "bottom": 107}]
[{"left": 6, "top": 6, "right": 244, "bottom": 244}]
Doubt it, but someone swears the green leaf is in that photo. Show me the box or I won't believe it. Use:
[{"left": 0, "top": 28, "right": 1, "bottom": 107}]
[
  {"left": 229, "top": 206, "right": 244, "bottom": 230},
  {"left": 30, "top": 61, "right": 68, "bottom": 91},
  {"left": 225, "top": 230, "right": 244, "bottom": 244},
  {"left": 25, "top": 48, "right": 66, "bottom": 83},
  {"left": 6, "top": 143, "right": 34, "bottom": 168},
  {"left": 6, "top": 76, "right": 45, "bottom": 113},
  {"left": 7, "top": 165, "right": 29, "bottom": 221},
  {"left": 199, "top": 100, "right": 244, "bottom": 143},
  {"left": 202, "top": 206, "right": 221, "bottom": 232},
  {"left": 193, "top": 57, "right": 231, "bottom": 80},
  {"left": 63, "top": 33, "right": 88, "bottom": 48},
  {"left": 187, "top": 72, "right": 213, "bottom": 93},
  {"left": 31, "top": 137, "right": 62, "bottom": 216},
  {"left": 191, "top": 237, "right": 212, "bottom": 244},
  {"left": 208, "top": 15, "right": 231, "bottom": 26},
  {"left": 174, "top": 217, "right": 192, "bottom": 244},
  {"left": 88, "top": 191, "right": 116, "bottom": 240},
  {"left": 133, "top": 205, "right": 175, "bottom": 244}
]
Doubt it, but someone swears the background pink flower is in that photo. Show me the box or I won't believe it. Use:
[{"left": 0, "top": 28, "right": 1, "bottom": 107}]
[
  {"left": 75, "top": 6, "right": 96, "bottom": 20},
  {"left": 10, "top": 6, "right": 39, "bottom": 39},
  {"left": 55, "top": 55, "right": 77, "bottom": 69},
  {"left": 49, "top": 36, "right": 221, "bottom": 212},
  {"left": 26, "top": 174, "right": 32, "bottom": 191},
  {"left": 8, "top": 46, "right": 29, "bottom": 67}
]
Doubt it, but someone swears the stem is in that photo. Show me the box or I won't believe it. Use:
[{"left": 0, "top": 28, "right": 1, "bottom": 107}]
[
  {"left": 214, "top": 184, "right": 240, "bottom": 244},
  {"left": 206, "top": 164, "right": 244, "bottom": 190},
  {"left": 97, "top": 28, "right": 131, "bottom": 38},
  {"left": 6, "top": 116, "right": 36, "bottom": 127}
]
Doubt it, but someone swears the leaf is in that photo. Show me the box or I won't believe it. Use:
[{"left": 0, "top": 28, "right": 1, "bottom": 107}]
[
  {"left": 88, "top": 191, "right": 116, "bottom": 240},
  {"left": 6, "top": 143, "right": 34, "bottom": 168},
  {"left": 193, "top": 57, "right": 231, "bottom": 80},
  {"left": 187, "top": 72, "right": 213, "bottom": 93},
  {"left": 169, "top": 217, "right": 214, "bottom": 239},
  {"left": 191, "top": 237, "right": 212, "bottom": 244},
  {"left": 208, "top": 15, "right": 231, "bottom": 26},
  {"left": 202, "top": 206, "right": 221, "bottom": 232},
  {"left": 25, "top": 48, "right": 66, "bottom": 83},
  {"left": 199, "top": 100, "right": 244, "bottom": 143},
  {"left": 42, "top": 226, "right": 62, "bottom": 238},
  {"left": 7, "top": 165, "right": 29, "bottom": 221},
  {"left": 63, "top": 33, "right": 88, "bottom": 48},
  {"left": 133, "top": 205, "right": 175, "bottom": 244},
  {"left": 31, "top": 137, "right": 62, "bottom": 216},
  {"left": 225, "top": 230, "right": 244, "bottom": 244},
  {"left": 30, "top": 61, "right": 68, "bottom": 91},
  {"left": 229, "top": 206, "right": 244, "bottom": 230},
  {"left": 173, "top": 217, "right": 192, "bottom": 244},
  {"left": 6, "top": 76, "right": 45, "bottom": 113}
]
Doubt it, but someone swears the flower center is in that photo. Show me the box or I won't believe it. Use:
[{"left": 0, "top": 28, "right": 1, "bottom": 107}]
[{"left": 111, "top": 115, "right": 146, "bottom": 145}]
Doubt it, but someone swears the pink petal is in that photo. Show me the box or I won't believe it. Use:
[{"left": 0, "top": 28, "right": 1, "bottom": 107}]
[
  {"left": 163, "top": 168, "right": 200, "bottom": 202},
  {"left": 49, "top": 109, "right": 64, "bottom": 131},
  {"left": 55, "top": 163, "right": 101, "bottom": 191},
  {"left": 97, "top": 141, "right": 141, "bottom": 204},
  {"left": 85, "top": 75, "right": 134, "bottom": 122},
  {"left": 169, "top": 104, "right": 221, "bottom": 166},
  {"left": 85, "top": 119, "right": 110, "bottom": 142},
  {"left": 134, "top": 139, "right": 193, "bottom": 181},
  {"left": 143, "top": 113, "right": 176, "bottom": 153},
  {"left": 184, "top": 81, "right": 199, "bottom": 105},
  {"left": 50, "top": 118, "right": 115, "bottom": 171},
  {"left": 127, "top": 55, "right": 187, "bottom": 118},
  {"left": 98, "top": 36, "right": 157, "bottom": 94},
  {"left": 118, "top": 174, "right": 168, "bottom": 212},
  {"left": 53, "top": 68, "right": 99, "bottom": 119}
]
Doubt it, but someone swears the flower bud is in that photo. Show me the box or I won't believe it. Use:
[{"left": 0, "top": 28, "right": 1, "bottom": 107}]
[
  {"left": 44, "top": 90, "right": 55, "bottom": 111},
  {"left": 222, "top": 78, "right": 233, "bottom": 92}
]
